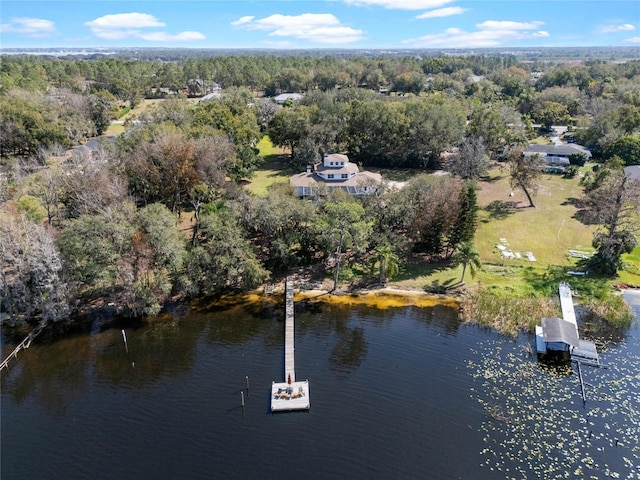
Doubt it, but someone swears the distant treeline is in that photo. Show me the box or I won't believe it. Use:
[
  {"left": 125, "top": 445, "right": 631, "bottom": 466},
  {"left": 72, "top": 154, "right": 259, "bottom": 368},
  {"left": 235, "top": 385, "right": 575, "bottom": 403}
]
[{"left": 2, "top": 52, "right": 640, "bottom": 164}]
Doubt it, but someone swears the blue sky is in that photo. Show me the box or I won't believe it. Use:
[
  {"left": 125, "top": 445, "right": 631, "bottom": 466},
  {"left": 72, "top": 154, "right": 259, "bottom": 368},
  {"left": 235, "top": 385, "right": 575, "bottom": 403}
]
[{"left": 1, "top": 0, "right": 639, "bottom": 49}]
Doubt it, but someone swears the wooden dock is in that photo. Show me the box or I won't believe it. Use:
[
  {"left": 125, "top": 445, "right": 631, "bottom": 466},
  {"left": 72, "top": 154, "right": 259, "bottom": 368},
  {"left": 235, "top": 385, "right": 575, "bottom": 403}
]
[
  {"left": 0, "top": 319, "right": 48, "bottom": 372},
  {"left": 560, "top": 283, "right": 600, "bottom": 365},
  {"left": 271, "top": 277, "right": 310, "bottom": 412},
  {"left": 558, "top": 282, "right": 579, "bottom": 334},
  {"left": 285, "top": 277, "right": 295, "bottom": 383}
]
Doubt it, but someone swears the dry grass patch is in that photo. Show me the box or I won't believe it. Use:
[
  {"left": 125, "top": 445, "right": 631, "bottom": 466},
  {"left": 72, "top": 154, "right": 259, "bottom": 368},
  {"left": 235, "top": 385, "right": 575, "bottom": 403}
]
[{"left": 460, "top": 284, "right": 559, "bottom": 336}]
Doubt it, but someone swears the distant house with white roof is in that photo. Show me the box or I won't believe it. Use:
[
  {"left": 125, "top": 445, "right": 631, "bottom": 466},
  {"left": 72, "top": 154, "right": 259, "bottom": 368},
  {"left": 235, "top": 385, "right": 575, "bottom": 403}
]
[
  {"left": 199, "top": 92, "right": 223, "bottom": 102},
  {"left": 273, "top": 93, "right": 303, "bottom": 105},
  {"left": 290, "top": 153, "right": 383, "bottom": 198},
  {"left": 523, "top": 144, "right": 592, "bottom": 166}
]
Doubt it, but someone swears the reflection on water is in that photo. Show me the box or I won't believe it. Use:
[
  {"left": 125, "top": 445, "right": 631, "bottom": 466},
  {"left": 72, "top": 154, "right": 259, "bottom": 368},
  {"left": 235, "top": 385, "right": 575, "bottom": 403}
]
[
  {"left": 330, "top": 326, "right": 367, "bottom": 373},
  {"left": 1, "top": 291, "right": 638, "bottom": 480}
]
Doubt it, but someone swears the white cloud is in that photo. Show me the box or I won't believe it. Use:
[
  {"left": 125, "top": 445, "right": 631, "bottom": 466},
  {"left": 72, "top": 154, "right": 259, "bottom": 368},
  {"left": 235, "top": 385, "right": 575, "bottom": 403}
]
[
  {"left": 623, "top": 36, "right": 640, "bottom": 44},
  {"left": 599, "top": 23, "right": 636, "bottom": 34},
  {"left": 403, "top": 19, "right": 549, "bottom": 47},
  {"left": 344, "top": 0, "right": 453, "bottom": 10},
  {"left": 231, "top": 16, "right": 255, "bottom": 26},
  {"left": 416, "top": 7, "right": 467, "bottom": 19},
  {"left": 0, "top": 17, "right": 56, "bottom": 37},
  {"left": 477, "top": 20, "right": 544, "bottom": 31},
  {"left": 232, "top": 13, "right": 365, "bottom": 44},
  {"left": 85, "top": 13, "right": 164, "bottom": 30},
  {"left": 85, "top": 12, "right": 204, "bottom": 43},
  {"left": 248, "top": 13, "right": 341, "bottom": 31}
]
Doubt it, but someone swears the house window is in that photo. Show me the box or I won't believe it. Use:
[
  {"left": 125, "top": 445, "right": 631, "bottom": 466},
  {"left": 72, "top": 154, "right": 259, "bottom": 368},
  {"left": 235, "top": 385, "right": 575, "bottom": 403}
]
[
  {"left": 341, "top": 174, "right": 348, "bottom": 179},
  {"left": 339, "top": 162, "right": 344, "bottom": 166},
  {"left": 330, "top": 162, "right": 334, "bottom": 165},
  {"left": 328, "top": 174, "right": 334, "bottom": 179}
]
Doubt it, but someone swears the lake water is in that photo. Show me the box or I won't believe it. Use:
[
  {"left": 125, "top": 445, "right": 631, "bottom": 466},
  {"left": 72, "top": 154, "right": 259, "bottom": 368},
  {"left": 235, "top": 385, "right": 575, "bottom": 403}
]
[{"left": 2, "top": 292, "right": 639, "bottom": 479}]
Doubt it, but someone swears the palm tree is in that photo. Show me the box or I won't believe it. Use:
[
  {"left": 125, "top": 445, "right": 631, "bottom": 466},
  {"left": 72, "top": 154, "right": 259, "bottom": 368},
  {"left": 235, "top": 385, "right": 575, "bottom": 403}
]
[
  {"left": 370, "top": 245, "right": 399, "bottom": 284},
  {"left": 453, "top": 241, "right": 482, "bottom": 284}
]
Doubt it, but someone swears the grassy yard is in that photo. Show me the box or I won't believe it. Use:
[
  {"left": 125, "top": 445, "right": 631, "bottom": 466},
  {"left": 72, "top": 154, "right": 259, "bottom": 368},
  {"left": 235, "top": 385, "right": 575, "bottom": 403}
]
[
  {"left": 244, "top": 136, "right": 293, "bottom": 196},
  {"left": 386, "top": 163, "right": 640, "bottom": 293}
]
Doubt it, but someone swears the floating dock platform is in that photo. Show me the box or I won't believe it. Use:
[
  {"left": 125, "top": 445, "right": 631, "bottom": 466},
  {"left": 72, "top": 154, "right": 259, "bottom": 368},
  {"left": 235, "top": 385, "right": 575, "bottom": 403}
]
[{"left": 271, "top": 278, "right": 310, "bottom": 412}]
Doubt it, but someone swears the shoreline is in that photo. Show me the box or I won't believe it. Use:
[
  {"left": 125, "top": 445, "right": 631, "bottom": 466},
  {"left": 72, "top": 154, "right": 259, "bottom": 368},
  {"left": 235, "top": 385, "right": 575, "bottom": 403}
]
[
  {"left": 2, "top": 280, "right": 636, "bottom": 346},
  {"left": 259, "top": 278, "right": 464, "bottom": 310}
]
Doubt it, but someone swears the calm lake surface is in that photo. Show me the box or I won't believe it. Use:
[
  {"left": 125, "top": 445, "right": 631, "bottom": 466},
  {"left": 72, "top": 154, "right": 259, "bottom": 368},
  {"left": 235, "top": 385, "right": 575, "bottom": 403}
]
[{"left": 2, "top": 292, "right": 639, "bottom": 479}]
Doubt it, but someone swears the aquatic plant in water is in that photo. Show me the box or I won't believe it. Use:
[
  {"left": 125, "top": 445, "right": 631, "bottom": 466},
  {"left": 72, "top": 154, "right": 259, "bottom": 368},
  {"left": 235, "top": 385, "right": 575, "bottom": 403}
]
[{"left": 468, "top": 341, "right": 640, "bottom": 479}]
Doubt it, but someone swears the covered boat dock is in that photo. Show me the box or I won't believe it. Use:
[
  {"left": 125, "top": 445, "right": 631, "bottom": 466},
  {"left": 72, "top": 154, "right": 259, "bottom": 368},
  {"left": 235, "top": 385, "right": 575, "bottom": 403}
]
[{"left": 536, "top": 283, "right": 600, "bottom": 365}]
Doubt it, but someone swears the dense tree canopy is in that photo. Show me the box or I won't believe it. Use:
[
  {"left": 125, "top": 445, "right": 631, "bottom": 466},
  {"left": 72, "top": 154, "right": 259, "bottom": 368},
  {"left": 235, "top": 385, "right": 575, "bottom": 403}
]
[
  {"left": 580, "top": 160, "right": 640, "bottom": 275},
  {"left": 2, "top": 51, "right": 640, "bottom": 324}
]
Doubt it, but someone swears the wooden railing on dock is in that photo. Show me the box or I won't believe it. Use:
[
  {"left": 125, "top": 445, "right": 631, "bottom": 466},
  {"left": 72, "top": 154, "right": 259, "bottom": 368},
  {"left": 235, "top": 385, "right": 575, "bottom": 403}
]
[{"left": 0, "top": 319, "right": 48, "bottom": 372}]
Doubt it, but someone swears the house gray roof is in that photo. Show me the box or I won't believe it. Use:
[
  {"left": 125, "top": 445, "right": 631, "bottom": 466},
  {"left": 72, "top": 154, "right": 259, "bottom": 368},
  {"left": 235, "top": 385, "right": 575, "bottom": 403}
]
[
  {"left": 541, "top": 317, "right": 580, "bottom": 348},
  {"left": 316, "top": 162, "right": 359, "bottom": 176},
  {"left": 324, "top": 153, "right": 349, "bottom": 164},
  {"left": 274, "top": 93, "right": 303, "bottom": 103},
  {"left": 290, "top": 170, "right": 382, "bottom": 188},
  {"left": 625, "top": 165, "right": 640, "bottom": 180},
  {"left": 525, "top": 144, "right": 592, "bottom": 157}
]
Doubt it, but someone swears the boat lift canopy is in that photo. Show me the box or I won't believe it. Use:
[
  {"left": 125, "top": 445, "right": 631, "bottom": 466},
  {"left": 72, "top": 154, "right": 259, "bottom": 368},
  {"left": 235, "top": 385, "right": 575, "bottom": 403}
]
[{"left": 541, "top": 317, "right": 580, "bottom": 348}]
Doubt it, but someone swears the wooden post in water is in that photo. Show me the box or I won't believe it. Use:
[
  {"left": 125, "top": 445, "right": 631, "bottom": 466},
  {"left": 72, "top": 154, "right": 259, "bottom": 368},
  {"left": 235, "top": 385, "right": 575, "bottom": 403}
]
[
  {"left": 241, "top": 390, "right": 245, "bottom": 414},
  {"left": 246, "top": 375, "right": 249, "bottom": 394},
  {"left": 121, "top": 329, "right": 128, "bottom": 354},
  {"left": 576, "top": 361, "right": 586, "bottom": 404}
]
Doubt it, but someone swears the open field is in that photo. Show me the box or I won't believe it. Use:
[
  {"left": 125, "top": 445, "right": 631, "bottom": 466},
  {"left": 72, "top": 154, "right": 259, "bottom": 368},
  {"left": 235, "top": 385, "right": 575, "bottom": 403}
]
[{"left": 387, "top": 163, "right": 640, "bottom": 293}]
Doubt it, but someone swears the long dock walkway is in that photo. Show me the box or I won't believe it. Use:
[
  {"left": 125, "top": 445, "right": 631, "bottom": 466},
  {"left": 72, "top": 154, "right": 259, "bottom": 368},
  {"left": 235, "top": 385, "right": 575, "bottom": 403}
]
[
  {"left": 271, "top": 277, "right": 310, "bottom": 412},
  {"left": 285, "top": 277, "right": 295, "bottom": 383},
  {"left": 559, "top": 282, "right": 579, "bottom": 334},
  {"left": 0, "top": 319, "right": 48, "bottom": 372},
  {"left": 559, "top": 282, "right": 599, "bottom": 365}
]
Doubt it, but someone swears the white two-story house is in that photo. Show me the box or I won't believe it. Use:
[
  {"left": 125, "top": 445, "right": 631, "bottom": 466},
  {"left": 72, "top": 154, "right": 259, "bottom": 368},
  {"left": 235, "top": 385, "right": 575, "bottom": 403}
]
[{"left": 290, "top": 153, "right": 382, "bottom": 198}]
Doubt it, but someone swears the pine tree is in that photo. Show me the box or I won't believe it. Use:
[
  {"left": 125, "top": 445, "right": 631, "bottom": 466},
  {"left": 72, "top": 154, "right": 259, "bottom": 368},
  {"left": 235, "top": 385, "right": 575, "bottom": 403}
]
[{"left": 448, "top": 181, "right": 479, "bottom": 257}]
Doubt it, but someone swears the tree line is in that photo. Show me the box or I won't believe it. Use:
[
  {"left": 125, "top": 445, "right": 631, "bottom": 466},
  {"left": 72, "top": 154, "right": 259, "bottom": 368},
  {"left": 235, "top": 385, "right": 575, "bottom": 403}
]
[{"left": 2, "top": 54, "right": 640, "bottom": 167}]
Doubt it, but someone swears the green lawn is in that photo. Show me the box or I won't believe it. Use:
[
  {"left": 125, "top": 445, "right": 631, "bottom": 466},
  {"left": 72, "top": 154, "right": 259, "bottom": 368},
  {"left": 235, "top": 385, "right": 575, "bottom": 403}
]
[
  {"left": 245, "top": 136, "right": 294, "bottom": 196},
  {"left": 474, "top": 169, "right": 595, "bottom": 266},
  {"left": 386, "top": 164, "right": 640, "bottom": 292}
]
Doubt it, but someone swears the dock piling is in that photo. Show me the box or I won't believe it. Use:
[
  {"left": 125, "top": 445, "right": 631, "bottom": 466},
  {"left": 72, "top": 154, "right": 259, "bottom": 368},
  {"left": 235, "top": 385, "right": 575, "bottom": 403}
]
[{"left": 576, "top": 361, "right": 586, "bottom": 404}]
